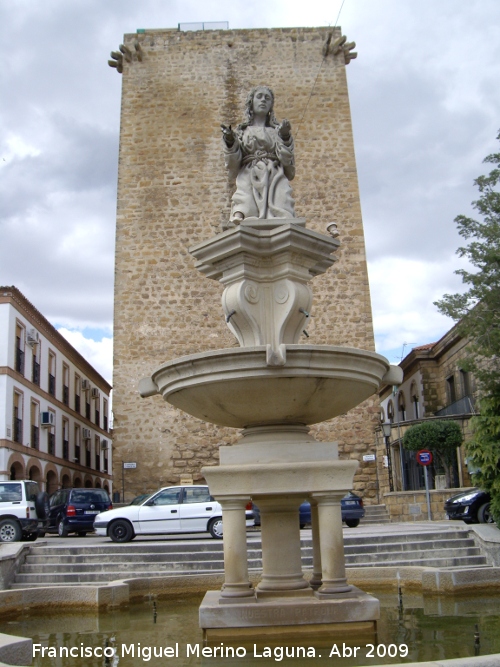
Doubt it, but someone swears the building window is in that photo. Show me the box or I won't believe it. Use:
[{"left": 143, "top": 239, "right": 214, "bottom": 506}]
[
  {"left": 410, "top": 382, "right": 420, "bottom": 419},
  {"left": 48, "top": 351, "right": 56, "bottom": 397},
  {"left": 46, "top": 410, "right": 56, "bottom": 455},
  {"left": 86, "top": 440, "right": 91, "bottom": 468},
  {"left": 32, "top": 349, "right": 40, "bottom": 386},
  {"left": 62, "top": 364, "right": 70, "bottom": 406},
  {"left": 31, "top": 401, "right": 39, "bottom": 450},
  {"left": 74, "top": 425, "right": 81, "bottom": 464},
  {"left": 62, "top": 419, "right": 69, "bottom": 460},
  {"left": 15, "top": 324, "right": 25, "bottom": 375},
  {"left": 13, "top": 391, "right": 23, "bottom": 444},
  {"left": 95, "top": 436, "right": 100, "bottom": 471},
  {"left": 86, "top": 400, "right": 91, "bottom": 421},
  {"left": 398, "top": 392, "right": 406, "bottom": 422},
  {"left": 387, "top": 400, "right": 395, "bottom": 424},
  {"left": 75, "top": 374, "right": 81, "bottom": 413},
  {"left": 103, "top": 398, "right": 108, "bottom": 432},
  {"left": 460, "top": 369, "right": 471, "bottom": 397},
  {"left": 446, "top": 375, "right": 456, "bottom": 404}
]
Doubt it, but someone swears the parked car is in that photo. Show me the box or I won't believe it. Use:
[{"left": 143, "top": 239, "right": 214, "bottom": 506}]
[
  {"left": 0, "top": 480, "right": 49, "bottom": 542},
  {"left": 444, "top": 488, "right": 493, "bottom": 524},
  {"left": 94, "top": 485, "right": 254, "bottom": 542},
  {"left": 252, "top": 492, "right": 365, "bottom": 529},
  {"left": 47, "top": 488, "right": 112, "bottom": 537}
]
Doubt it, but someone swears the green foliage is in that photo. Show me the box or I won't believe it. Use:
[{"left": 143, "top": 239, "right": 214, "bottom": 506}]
[
  {"left": 434, "top": 130, "right": 500, "bottom": 390},
  {"left": 466, "top": 390, "right": 500, "bottom": 522},
  {"left": 403, "top": 420, "right": 463, "bottom": 486},
  {"left": 435, "top": 130, "right": 500, "bottom": 522}
]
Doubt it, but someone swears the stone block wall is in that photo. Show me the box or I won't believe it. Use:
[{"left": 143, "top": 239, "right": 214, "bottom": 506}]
[{"left": 112, "top": 26, "right": 379, "bottom": 501}]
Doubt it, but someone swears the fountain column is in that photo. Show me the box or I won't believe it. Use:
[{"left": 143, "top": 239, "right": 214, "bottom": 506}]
[
  {"left": 309, "top": 499, "right": 323, "bottom": 589},
  {"left": 219, "top": 496, "right": 255, "bottom": 600},
  {"left": 314, "top": 492, "right": 352, "bottom": 596},
  {"left": 256, "top": 496, "right": 310, "bottom": 595}
]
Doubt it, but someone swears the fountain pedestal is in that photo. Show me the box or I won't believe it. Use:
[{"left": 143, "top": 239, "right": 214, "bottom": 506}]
[{"left": 140, "top": 221, "right": 402, "bottom": 640}]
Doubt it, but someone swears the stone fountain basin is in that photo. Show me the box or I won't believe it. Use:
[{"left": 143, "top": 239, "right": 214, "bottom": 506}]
[{"left": 140, "top": 345, "right": 393, "bottom": 429}]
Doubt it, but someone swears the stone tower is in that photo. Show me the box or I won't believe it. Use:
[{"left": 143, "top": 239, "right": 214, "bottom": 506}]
[{"left": 112, "top": 26, "right": 379, "bottom": 501}]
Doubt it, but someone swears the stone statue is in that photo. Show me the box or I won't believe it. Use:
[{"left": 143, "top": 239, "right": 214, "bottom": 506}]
[{"left": 221, "top": 85, "right": 296, "bottom": 226}]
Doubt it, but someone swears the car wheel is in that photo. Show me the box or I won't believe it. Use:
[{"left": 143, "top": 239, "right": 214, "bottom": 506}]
[
  {"left": 109, "top": 520, "right": 134, "bottom": 543},
  {"left": 35, "top": 492, "right": 50, "bottom": 520},
  {"left": 57, "top": 519, "right": 69, "bottom": 537},
  {"left": 0, "top": 519, "right": 22, "bottom": 543},
  {"left": 478, "top": 502, "right": 494, "bottom": 524},
  {"left": 208, "top": 517, "right": 223, "bottom": 539},
  {"left": 345, "top": 519, "right": 360, "bottom": 528}
]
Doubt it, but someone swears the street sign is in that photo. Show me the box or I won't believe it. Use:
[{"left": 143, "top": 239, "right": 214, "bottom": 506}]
[
  {"left": 416, "top": 450, "right": 433, "bottom": 466},
  {"left": 363, "top": 454, "right": 376, "bottom": 462},
  {"left": 123, "top": 462, "right": 137, "bottom": 469}
]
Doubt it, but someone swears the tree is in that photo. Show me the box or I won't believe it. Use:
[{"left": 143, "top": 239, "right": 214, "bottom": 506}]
[
  {"left": 434, "top": 130, "right": 500, "bottom": 390},
  {"left": 403, "top": 420, "right": 463, "bottom": 487},
  {"left": 434, "top": 130, "right": 500, "bottom": 522}
]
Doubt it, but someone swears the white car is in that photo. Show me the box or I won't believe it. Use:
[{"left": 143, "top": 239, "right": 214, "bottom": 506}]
[{"left": 94, "top": 485, "right": 253, "bottom": 542}]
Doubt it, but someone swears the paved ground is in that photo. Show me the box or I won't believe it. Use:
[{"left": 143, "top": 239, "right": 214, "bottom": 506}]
[{"left": 36, "top": 520, "right": 469, "bottom": 548}]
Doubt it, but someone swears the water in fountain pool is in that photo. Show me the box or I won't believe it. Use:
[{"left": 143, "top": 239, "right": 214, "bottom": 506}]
[{"left": 2, "top": 591, "right": 500, "bottom": 666}]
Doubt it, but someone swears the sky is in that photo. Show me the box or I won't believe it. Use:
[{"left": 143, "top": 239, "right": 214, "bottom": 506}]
[{"left": 1, "top": 0, "right": 499, "bottom": 383}]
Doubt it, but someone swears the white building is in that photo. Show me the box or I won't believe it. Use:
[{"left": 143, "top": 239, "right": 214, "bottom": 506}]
[{"left": 0, "top": 286, "right": 112, "bottom": 495}]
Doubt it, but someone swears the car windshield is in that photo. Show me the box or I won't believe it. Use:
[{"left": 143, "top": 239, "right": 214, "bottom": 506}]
[
  {"left": 130, "top": 494, "right": 152, "bottom": 505},
  {"left": 71, "top": 490, "right": 110, "bottom": 503}
]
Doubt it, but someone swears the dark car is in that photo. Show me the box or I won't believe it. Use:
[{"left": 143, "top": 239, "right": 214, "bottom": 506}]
[
  {"left": 47, "top": 488, "right": 112, "bottom": 536},
  {"left": 253, "top": 492, "right": 364, "bottom": 529},
  {"left": 444, "top": 488, "right": 493, "bottom": 524}
]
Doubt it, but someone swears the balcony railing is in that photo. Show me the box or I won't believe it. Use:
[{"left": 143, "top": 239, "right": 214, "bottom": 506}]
[
  {"left": 75, "top": 446, "right": 81, "bottom": 463},
  {"left": 103, "top": 415, "right": 108, "bottom": 432},
  {"left": 15, "top": 348, "right": 25, "bottom": 375},
  {"left": 435, "top": 395, "right": 476, "bottom": 417},
  {"left": 31, "top": 425, "right": 39, "bottom": 450},
  {"left": 48, "top": 432, "right": 55, "bottom": 456},
  {"left": 48, "top": 374, "right": 55, "bottom": 396},
  {"left": 86, "top": 403, "right": 91, "bottom": 420},
  {"left": 14, "top": 418, "right": 23, "bottom": 444},
  {"left": 32, "top": 360, "right": 40, "bottom": 385},
  {"left": 75, "top": 395, "right": 80, "bottom": 413},
  {"left": 103, "top": 458, "right": 108, "bottom": 473},
  {"left": 86, "top": 450, "right": 91, "bottom": 468},
  {"left": 96, "top": 454, "right": 100, "bottom": 471},
  {"left": 95, "top": 410, "right": 100, "bottom": 428},
  {"left": 63, "top": 385, "right": 69, "bottom": 406},
  {"left": 63, "top": 439, "right": 69, "bottom": 460}
]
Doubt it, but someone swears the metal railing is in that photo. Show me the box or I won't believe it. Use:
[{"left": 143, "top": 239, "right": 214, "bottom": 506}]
[
  {"left": 31, "top": 425, "right": 39, "bottom": 450},
  {"left": 435, "top": 395, "right": 476, "bottom": 417},
  {"left": 15, "top": 348, "right": 25, "bottom": 375}
]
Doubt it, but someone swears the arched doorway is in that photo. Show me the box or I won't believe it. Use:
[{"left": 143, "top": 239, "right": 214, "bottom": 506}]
[
  {"left": 28, "top": 465, "right": 42, "bottom": 485},
  {"left": 61, "top": 474, "right": 71, "bottom": 488},
  {"left": 84, "top": 479, "right": 93, "bottom": 488},
  {"left": 46, "top": 470, "right": 58, "bottom": 495},
  {"left": 73, "top": 477, "right": 82, "bottom": 488},
  {"left": 95, "top": 481, "right": 101, "bottom": 488},
  {"left": 10, "top": 462, "right": 24, "bottom": 480}
]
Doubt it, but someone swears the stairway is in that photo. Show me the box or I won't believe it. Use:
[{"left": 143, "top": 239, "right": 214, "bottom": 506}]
[
  {"left": 11, "top": 526, "right": 489, "bottom": 588},
  {"left": 362, "top": 504, "right": 391, "bottom": 524}
]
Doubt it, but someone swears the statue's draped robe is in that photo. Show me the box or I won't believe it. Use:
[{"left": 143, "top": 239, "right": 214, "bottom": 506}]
[{"left": 224, "top": 126, "right": 295, "bottom": 220}]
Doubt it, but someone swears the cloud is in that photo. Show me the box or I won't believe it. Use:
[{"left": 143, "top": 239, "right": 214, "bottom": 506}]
[{"left": 57, "top": 327, "right": 113, "bottom": 384}]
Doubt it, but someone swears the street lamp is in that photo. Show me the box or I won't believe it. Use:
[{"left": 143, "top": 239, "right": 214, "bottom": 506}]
[{"left": 381, "top": 422, "right": 394, "bottom": 492}]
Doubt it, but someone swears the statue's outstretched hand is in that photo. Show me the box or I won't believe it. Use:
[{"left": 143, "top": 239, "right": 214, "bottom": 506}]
[
  {"left": 278, "top": 119, "right": 291, "bottom": 140},
  {"left": 221, "top": 124, "right": 235, "bottom": 146}
]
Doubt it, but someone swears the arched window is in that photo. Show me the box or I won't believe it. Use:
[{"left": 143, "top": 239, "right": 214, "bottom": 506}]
[
  {"left": 410, "top": 382, "right": 420, "bottom": 419},
  {"left": 398, "top": 392, "right": 406, "bottom": 422},
  {"left": 387, "top": 400, "right": 395, "bottom": 424}
]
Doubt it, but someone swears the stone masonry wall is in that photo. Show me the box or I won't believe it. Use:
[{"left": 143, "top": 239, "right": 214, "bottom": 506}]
[{"left": 112, "top": 26, "right": 380, "bottom": 502}]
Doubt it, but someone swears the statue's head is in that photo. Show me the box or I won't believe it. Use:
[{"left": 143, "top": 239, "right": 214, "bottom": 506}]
[{"left": 243, "top": 85, "right": 278, "bottom": 127}]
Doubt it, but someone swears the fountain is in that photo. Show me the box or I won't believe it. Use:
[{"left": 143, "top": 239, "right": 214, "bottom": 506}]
[{"left": 139, "top": 86, "right": 402, "bottom": 641}]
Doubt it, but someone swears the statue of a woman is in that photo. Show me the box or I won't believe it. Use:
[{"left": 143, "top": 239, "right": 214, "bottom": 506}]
[{"left": 221, "top": 86, "right": 296, "bottom": 225}]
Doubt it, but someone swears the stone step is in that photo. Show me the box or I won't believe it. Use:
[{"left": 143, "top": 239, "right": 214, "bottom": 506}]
[{"left": 13, "top": 527, "right": 488, "bottom": 588}]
